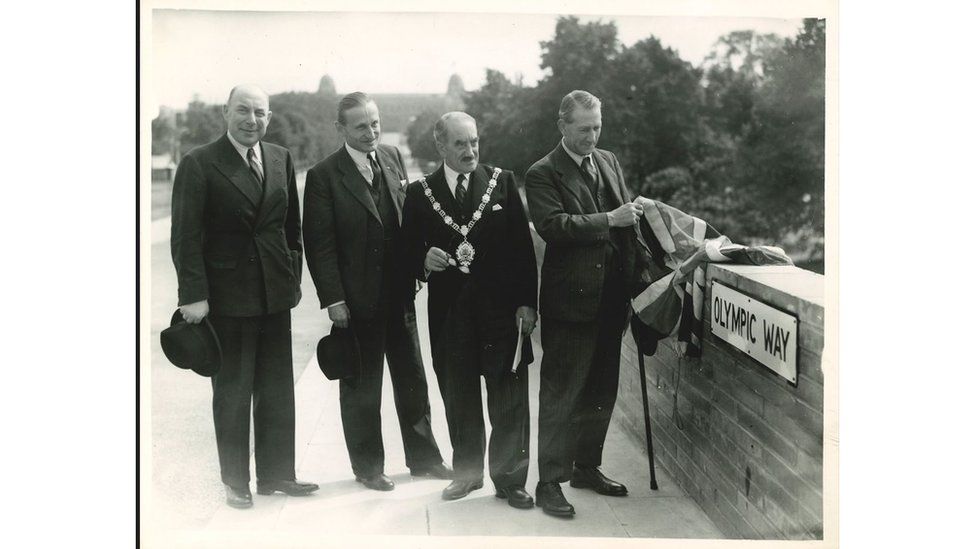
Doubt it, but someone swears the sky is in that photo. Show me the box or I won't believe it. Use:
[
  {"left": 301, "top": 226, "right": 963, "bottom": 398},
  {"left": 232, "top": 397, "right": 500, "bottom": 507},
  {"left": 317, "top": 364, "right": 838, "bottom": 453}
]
[{"left": 149, "top": 8, "right": 805, "bottom": 113}]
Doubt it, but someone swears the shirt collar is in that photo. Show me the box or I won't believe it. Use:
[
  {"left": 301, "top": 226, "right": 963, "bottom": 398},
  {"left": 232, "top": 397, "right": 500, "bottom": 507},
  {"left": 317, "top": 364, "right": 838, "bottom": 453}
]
[
  {"left": 344, "top": 142, "right": 376, "bottom": 167},
  {"left": 560, "top": 138, "right": 591, "bottom": 168},
  {"left": 227, "top": 132, "right": 262, "bottom": 164},
  {"left": 443, "top": 163, "right": 469, "bottom": 193}
]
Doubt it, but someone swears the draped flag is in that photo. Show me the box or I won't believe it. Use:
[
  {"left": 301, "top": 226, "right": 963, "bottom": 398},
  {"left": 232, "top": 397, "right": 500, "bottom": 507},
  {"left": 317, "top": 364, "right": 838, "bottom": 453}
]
[{"left": 630, "top": 197, "right": 793, "bottom": 357}]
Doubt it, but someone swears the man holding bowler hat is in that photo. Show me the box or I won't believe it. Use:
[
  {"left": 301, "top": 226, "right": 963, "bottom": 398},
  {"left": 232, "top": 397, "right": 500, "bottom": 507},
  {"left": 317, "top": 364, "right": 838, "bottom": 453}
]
[
  {"left": 170, "top": 84, "right": 318, "bottom": 508},
  {"left": 303, "top": 92, "right": 450, "bottom": 491}
]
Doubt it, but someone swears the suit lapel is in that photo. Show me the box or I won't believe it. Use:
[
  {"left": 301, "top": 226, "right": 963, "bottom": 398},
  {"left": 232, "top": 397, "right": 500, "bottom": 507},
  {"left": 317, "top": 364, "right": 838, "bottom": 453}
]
[
  {"left": 213, "top": 135, "right": 263, "bottom": 207},
  {"left": 376, "top": 147, "right": 405, "bottom": 224},
  {"left": 426, "top": 165, "right": 462, "bottom": 222},
  {"left": 593, "top": 150, "right": 624, "bottom": 206},
  {"left": 465, "top": 165, "right": 493, "bottom": 240},
  {"left": 467, "top": 165, "right": 488, "bottom": 214},
  {"left": 337, "top": 147, "right": 381, "bottom": 224},
  {"left": 552, "top": 145, "right": 598, "bottom": 213},
  {"left": 253, "top": 142, "right": 286, "bottom": 225}
]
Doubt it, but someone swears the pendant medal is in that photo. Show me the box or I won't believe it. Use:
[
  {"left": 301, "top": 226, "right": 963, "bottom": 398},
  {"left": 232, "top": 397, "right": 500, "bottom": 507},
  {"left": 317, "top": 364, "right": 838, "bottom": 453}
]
[
  {"left": 456, "top": 240, "right": 475, "bottom": 273},
  {"left": 420, "top": 167, "right": 502, "bottom": 274}
]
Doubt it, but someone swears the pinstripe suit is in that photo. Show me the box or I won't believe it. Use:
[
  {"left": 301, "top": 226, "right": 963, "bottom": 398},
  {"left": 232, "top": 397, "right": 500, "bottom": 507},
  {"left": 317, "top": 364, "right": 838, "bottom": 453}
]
[{"left": 525, "top": 144, "right": 639, "bottom": 483}]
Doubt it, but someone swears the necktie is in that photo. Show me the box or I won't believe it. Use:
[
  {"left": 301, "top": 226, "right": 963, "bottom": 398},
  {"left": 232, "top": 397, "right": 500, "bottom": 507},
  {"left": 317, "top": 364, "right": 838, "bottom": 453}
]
[
  {"left": 455, "top": 173, "right": 467, "bottom": 209},
  {"left": 580, "top": 156, "right": 599, "bottom": 204},
  {"left": 247, "top": 147, "right": 264, "bottom": 188},
  {"left": 368, "top": 153, "right": 382, "bottom": 193}
]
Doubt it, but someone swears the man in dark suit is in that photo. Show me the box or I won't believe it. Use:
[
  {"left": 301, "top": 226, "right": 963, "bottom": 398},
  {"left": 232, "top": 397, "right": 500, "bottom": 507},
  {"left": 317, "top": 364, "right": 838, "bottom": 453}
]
[
  {"left": 171, "top": 84, "right": 319, "bottom": 509},
  {"left": 401, "top": 112, "right": 538, "bottom": 509},
  {"left": 303, "top": 92, "right": 450, "bottom": 491},
  {"left": 525, "top": 90, "right": 645, "bottom": 517}
]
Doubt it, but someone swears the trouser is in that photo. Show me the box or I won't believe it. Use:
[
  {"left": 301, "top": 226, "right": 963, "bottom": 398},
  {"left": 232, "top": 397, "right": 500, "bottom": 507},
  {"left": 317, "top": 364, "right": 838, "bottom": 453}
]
[
  {"left": 430, "top": 299, "right": 530, "bottom": 490},
  {"left": 209, "top": 310, "right": 296, "bottom": 489},
  {"left": 339, "top": 300, "right": 443, "bottom": 478},
  {"left": 537, "top": 285, "right": 629, "bottom": 483}
]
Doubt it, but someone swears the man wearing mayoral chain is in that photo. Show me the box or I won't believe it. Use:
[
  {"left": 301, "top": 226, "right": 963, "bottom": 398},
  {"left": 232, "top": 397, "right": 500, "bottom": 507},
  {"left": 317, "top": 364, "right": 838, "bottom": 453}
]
[{"left": 401, "top": 112, "right": 538, "bottom": 509}]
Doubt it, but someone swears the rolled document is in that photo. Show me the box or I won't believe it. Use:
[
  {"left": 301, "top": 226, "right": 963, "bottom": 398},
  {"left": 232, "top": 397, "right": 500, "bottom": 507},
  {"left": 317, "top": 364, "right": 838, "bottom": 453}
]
[{"left": 511, "top": 318, "right": 524, "bottom": 373}]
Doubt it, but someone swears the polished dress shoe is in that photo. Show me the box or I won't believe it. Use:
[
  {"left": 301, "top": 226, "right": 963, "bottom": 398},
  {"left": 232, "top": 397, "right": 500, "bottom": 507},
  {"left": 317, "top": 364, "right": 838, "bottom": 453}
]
[
  {"left": 224, "top": 484, "right": 253, "bottom": 509},
  {"left": 495, "top": 485, "right": 534, "bottom": 509},
  {"left": 441, "top": 479, "right": 484, "bottom": 501},
  {"left": 569, "top": 465, "right": 628, "bottom": 496},
  {"left": 355, "top": 473, "right": 395, "bottom": 491},
  {"left": 535, "top": 481, "right": 575, "bottom": 517},
  {"left": 256, "top": 479, "right": 319, "bottom": 496},
  {"left": 410, "top": 462, "right": 453, "bottom": 480}
]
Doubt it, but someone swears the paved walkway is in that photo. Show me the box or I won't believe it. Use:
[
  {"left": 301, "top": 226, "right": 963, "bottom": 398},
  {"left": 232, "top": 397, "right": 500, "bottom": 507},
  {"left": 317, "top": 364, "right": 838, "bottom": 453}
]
[{"left": 189, "top": 286, "right": 723, "bottom": 542}]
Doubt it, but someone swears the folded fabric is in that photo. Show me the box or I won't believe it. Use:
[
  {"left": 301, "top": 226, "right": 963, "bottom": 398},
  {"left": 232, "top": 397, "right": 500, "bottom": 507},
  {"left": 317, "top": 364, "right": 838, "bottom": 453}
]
[{"left": 630, "top": 197, "right": 793, "bottom": 356}]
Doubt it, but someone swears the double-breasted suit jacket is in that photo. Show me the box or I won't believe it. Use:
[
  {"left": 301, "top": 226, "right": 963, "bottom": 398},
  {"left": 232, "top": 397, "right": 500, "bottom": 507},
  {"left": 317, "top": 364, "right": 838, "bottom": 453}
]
[{"left": 171, "top": 134, "right": 302, "bottom": 316}]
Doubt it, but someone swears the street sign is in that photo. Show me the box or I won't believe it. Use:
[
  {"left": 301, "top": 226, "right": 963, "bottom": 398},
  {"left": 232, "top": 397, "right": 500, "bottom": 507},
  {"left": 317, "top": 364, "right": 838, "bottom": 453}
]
[{"left": 710, "top": 281, "right": 798, "bottom": 383}]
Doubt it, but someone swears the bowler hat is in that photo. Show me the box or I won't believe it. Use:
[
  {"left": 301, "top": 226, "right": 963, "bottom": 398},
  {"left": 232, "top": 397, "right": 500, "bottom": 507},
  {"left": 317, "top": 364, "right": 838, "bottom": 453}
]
[
  {"left": 316, "top": 326, "right": 361, "bottom": 380},
  {"left": 160, "top": 310, "right": 223, "bottom": 377}
]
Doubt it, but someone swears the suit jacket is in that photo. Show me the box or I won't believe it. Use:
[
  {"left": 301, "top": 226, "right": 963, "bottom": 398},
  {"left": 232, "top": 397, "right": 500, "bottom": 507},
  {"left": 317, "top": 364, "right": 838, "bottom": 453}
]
[
  {"left": 303, "top": 143, "right": 414, "bottom": 320},
  {"left": 525, "top": 144, "right": 639, "bottom": 323},
  {"left": 171, "top": 134, "right": 302, "bottom": 318},
  {"left": 401, "top": 164, "right": 537, "bottom": 374}
]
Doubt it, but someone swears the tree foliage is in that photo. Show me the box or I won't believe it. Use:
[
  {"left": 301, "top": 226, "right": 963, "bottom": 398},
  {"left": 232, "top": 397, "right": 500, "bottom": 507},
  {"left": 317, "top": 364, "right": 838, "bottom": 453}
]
[
  {"left": 459, "top": 16, "right": 825, "bottom": 267},
  {"left": 405, "top": 109, "right": 442, "bottom": 168},
  {"left": 148, "top": 17, "right": 825, "bottom": 268}
]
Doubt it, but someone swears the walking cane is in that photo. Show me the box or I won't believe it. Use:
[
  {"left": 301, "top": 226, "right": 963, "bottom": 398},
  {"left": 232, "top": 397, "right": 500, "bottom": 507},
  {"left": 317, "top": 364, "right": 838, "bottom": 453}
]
[{"left": 634, "top": 330, "right": 659, "bottom": 491}]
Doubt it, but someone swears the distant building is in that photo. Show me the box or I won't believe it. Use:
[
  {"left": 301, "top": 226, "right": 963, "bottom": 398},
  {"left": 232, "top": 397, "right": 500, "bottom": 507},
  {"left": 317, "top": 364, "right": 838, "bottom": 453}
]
[
  {"left": 445, "top": 74, "right": 465, "bottom": 111},
  {"left": 152, "top": 154, "right": 177, "bottom": 181}
]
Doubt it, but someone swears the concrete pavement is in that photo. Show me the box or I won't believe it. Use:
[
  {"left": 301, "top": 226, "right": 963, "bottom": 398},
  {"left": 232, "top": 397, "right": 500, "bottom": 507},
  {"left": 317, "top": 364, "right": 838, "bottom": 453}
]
[{"left": 193, "top": 283, "right": 723, "bottom": 540}]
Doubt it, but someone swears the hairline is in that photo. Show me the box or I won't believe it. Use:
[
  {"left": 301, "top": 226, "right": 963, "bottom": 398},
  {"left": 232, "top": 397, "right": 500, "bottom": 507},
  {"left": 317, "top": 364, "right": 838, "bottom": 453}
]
[{"left": 433, "top": 112, "right": 477, "bottom": 145}]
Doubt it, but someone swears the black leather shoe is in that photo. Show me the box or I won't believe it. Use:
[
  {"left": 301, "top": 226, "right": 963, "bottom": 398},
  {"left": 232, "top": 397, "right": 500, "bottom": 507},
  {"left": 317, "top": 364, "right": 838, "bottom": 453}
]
[
  {"left": 256, "top": 479, "right": 319, "bottom": 496},
  {"left": 495, "top": 485, "right": 534, "bottom": 509},
  {"left": 441, "top": 479, "right": 484, "bottom": 501},
  {"left": 569, "top": 465, "right": 628, "bottom": 496},
  {"left": 355, "top": 473, "right": 395, "bottom": 491},
  {"left": 410, "top": 462, "right": 453, "bottom": 480},
  {"left": 224, "top": 484, "right": 253, "bottom": 509},
  {"left": 535, "top": 482, "right": 575, "bottom": 517}
]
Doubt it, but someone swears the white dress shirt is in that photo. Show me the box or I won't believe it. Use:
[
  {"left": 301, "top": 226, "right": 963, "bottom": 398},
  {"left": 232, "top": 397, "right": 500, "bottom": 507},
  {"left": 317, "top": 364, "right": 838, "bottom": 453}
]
[
  {"left": 443, "top": 163, "right": 470, "bottom": 197},
  {"left": 227, "top": 132, "right": 264, "bottom": 173},
  {"left": 345, "top": 142, "right": 379, "bottom": 184},
  {"left": 560, "top": 138, "right": 592, "bottom": 170}
]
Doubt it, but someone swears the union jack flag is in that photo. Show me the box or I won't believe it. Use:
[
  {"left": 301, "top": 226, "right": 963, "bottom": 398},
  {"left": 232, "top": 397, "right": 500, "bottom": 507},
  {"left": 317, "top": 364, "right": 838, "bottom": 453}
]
[{"left": 630, "top": 197, "right": 793, "bottom": 357}]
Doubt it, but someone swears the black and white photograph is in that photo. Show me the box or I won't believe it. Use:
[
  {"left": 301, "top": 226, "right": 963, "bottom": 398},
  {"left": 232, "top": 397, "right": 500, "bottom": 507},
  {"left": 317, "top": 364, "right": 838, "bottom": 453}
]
[{"left": 139, "top": 0, "right": 837, "bottom": 547}]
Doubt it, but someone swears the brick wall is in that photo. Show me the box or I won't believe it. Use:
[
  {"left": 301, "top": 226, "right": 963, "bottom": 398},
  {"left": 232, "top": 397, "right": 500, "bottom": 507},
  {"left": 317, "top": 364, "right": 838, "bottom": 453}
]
[{"left": 614, "top": 264, "right": 825, "bottom": 540}]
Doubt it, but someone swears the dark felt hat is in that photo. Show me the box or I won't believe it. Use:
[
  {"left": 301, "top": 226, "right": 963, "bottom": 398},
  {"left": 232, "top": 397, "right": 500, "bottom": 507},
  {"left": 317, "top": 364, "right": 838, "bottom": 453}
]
[
  {"left": 316, "top": 326, "right": 361, "bottom": 380},
  {"left": 160, "top": 310, "right": 222, "bottom": 377}
]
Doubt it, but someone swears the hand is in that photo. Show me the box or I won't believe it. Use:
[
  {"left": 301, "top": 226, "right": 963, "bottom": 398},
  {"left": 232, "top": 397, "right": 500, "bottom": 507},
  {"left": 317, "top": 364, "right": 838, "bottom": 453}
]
[
  {"left": 328, "top": 302, "right": 351, "bottom": 328},
  {"left": 424, "top": 247, "right": 451, "bottom": 272},
  {"left": 515, "top": 306, "right": 537, "bottom": 335},
  {"left": 180, "top": 300, "right": 209, "bottom": 324},
  {"left": 607, "top": 201, "right": 644, "bottom": 227}
]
